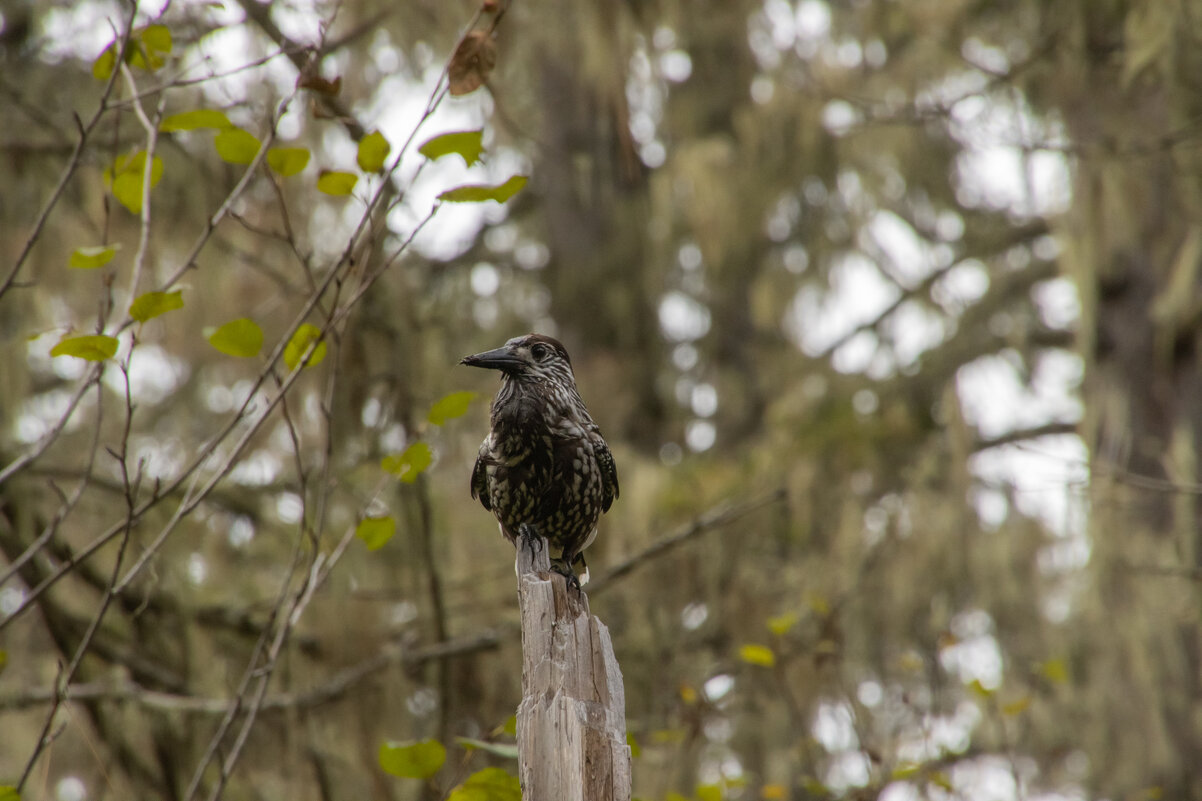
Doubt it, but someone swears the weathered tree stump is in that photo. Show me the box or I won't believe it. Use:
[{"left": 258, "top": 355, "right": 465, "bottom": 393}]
[{"left": 515, "top": 539, "right": 631, "bottom": 801}]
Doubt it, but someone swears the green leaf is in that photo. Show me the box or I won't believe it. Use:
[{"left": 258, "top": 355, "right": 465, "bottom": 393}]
[
  {"left": 267, "top": 147, "right": 311, "bottom": 177},
  {"left": 447, "top": 767, "right": 521, "bottom": 801},
  {"left": 378, "top": 738, "right": 446, "bottom": 779},
  {"left": 104, "top": 152, "right": 164, "bottom": 214},
  {"left": 283, "top": 323, "right": 327, "bottom": 370},
  {"left": 427, "top": 391, "right": 477, "bottom": 426},
  {"left": 92, "top": 44, "right": 117, "bottom": 80},
  {"left": 357, "top": 130, "right": 391, "bottom": 172},
  {"left": 697, "top": 784, "right": 722, "bottom": 801},
  {"left": 626, "top": 731, "right": 641, "bottom": 758},
  {"left": 355, "top": 516, "right": 395, "bottom": 551},
  {"left": 207, "top": 318, "right": 263, "bottom": 358},
  {"left": 418, "top": 130, "right": 485, "bottom": 166},
  {"left": 0, "top": 785, "right": 19, "bottom": 801},
  {"left": 437, "top": 175, "right": 527, "bottom": 204},
  {"left": 161, "top": 109, "right": 231, "bottom": 132},
  {"left": 69, "top": 245, "right": 119, "bottom": 270},
  {"left": 0, "top": 649, "right": 8, "bottom": 676},
  {"left": 317, "top": 170, "right": 358, "bottom": 196},
  {"left": 738, "top": 643, "right": 776, "bottom": 668},
  {"left": 891, "top": 763, "right": 921, "bottom": 780},
  {"left": 215, "top": 128, "right": 261, "bottom": 165},
  {"left": 381, "top": 442, "right": 433, "bottom": 484},
  {"left": 130, "top": 290, "right": 184, "bottom": 323},
  {"left": 454, "top": 737, "right": 519, "bottom": 760},
  {"left": 50, "top": 334, "right": 119, "bottom": 362},
  {"left": 500, "top": 715, "right": 517, "bottom": 736}
]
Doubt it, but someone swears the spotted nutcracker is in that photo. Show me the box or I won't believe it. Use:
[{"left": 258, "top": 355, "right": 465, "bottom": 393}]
[{"left": 461, "top": 334, "right": 619, "bottom": 586}]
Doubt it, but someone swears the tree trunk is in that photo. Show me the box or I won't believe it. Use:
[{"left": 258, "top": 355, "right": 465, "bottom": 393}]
[{"left": 515, "top": 540, "right": 631, "bottom": 801}]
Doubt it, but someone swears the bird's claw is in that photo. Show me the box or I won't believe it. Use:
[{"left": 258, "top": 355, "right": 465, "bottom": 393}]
[{"left": 549, "top": 558, "right": 583, "bottom": 594}]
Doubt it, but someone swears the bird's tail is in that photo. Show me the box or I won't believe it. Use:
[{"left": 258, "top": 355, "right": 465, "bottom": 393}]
[{"left": 571, "top": 551, "right": 589, "bottom": 585}]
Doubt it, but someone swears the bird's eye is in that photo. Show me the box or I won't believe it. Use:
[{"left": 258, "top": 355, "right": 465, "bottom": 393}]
[{"left": 531, "top": 344, "right": 549, "bottom": 361}]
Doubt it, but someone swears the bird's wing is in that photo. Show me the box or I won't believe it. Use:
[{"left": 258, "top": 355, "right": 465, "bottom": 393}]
[
  {"left": 593, "top": 432, "right": 619, "bottom": 512},
  {"left": 470, "top": 439, "right": 492, "bottom": 511}
]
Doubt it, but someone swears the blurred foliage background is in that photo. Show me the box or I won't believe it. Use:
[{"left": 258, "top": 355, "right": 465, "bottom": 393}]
[{"left": 2, "top": 0, "right": 1201, "bottom": 799}]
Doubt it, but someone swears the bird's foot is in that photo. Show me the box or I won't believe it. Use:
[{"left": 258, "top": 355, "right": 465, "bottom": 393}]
[
  {"left": 518, "top": 523, "right": 543, "bottom": 559},
  {"left": 549, "top": 557, "right": 583, "bottom": 594}
]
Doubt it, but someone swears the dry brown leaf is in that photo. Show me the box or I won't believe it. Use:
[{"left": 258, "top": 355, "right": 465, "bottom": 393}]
[
  {"left": 299, "top": 74, "right": 342, "bottom": 96},
  {"left": 448, "top": 31, "right": 496, "bottom": 96}
]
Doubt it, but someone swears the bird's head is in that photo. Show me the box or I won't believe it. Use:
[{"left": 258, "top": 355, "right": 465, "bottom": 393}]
[{"left": 460, "top": 334, "right": 574, "bottom": 384}]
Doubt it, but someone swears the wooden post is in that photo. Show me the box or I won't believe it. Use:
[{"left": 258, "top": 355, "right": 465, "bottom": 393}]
[{"left": 515, "top": 539, "right": 632, "bottom": 801}]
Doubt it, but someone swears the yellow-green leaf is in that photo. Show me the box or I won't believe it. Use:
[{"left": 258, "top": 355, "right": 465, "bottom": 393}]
[
  {"left": 418, "top": 130, "right": 485, "bottom": 166},
  {"left": 355, "top": 516, "right": 395, "bottom": 551},
  {"left": 739, "top": 643, "right": 776, "bottom": 668},
  {"left": 427, "top": 391, "right": 476, "bottom": 426},
  {"left": 0, "top": 785, "right": 19, "bottom": 801},
  {"left": 800, "top": 777, "right": 830, "bottom": 797},
  {"left": 140, "top": 24, "right": 172, "bottom": 54},
  {"left": 697, "top": 784, "right": 722, "bottom": 801},
  {"left": 317, "top": 170, "right": 358, "bottom": 196},
  {"left": 454, "top": 737, "right": 519, "bottom": 760},
  {"left": 104, "top": 152, "right": 164, "bottom": 214},
  {"left": 1039, "top": 658, "right": 1069, "bottom": 684},
  {"left": 161, "top": 109, "right": 231, "bottom": 132},
  {"left": 50, "top": 334, "right": 119, "bottom": 362},
  {"left": 767, "top": 611, "right": 799, "bottom": 637},
  {"left": 267, "top": 147, "right": 310, "bottom": 177},
  {"left": 761, "top": 784, "right": 787, "bottom": 799},
  {"left": 357, "top": 130, "right": 391, "bottom": 172},
  {"left": 92, "top": 44, "right": 117, "bottom": 80},
  {"left": 130, "top": 290, "right": 184, "bottom": 323},
  {"left": 500, "top": 715, "right": 517, "bottom": 736},
  {"left": 69, "top": 245, "right": 119, "bottom": 270},
  {"left": 381, "top": 442, "right": 433, "bottom": 484},
  {"left": 127, "top": 25, "right": 172, "bottom": 71},
  {"left": 283, "top": 323, "right": 327, "bottom": 370},
  {"left": 0, "top": 649, "right": 8, "bottom": 675},
  {"left": 928, "top": 771, "right": 954, "bottom": 792},
  {"left": 1002, "top": 696, "right": 1032, "bottom": 716},
  {"left": 207, "top": 318, "right": 263, "bottom": 358},
  {"left": 967, "top": 678, "right": 995, "bottom": 699},
  {"left": 892, "top": 763, "right": 921, "bottom": 780},
  {"left": 806, "top": 591, "right": 831, "bottom": 615},
  {"left": 378, "top": 738, "right": 446, "bottom": 779},
  {"left": 215, "top": 128, "right": 261, "bottom": 165},
  {"left": 626, "top": 731, "right": 641, "bottom": 758},
  {"left": 651, "top": 728, "right": 687, "bottom": 744},
  {"left": 447, "top": 767, "right": 521, "bottom": 801},
  {"left": 437, "top": 175, "right": 527, "bottom": 204}
]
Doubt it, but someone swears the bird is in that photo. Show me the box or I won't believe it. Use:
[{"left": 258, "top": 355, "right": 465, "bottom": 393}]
[{"left": 461, "top": 333, "right": 619, "bottom": 587}]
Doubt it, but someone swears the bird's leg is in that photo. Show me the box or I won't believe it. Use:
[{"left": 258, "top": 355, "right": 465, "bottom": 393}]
[{"left": 518, "top": 522, "right": 543, "bottom": 559}]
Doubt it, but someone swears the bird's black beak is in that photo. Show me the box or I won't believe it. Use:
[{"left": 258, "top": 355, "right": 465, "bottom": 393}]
[{"left": 460, "top": 346, "right": 524, "bottom": 372}]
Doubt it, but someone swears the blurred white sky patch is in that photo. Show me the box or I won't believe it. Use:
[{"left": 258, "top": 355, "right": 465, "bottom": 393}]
[{"left": 959, "top": 351, "right": 1087, "bottom": 535}]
